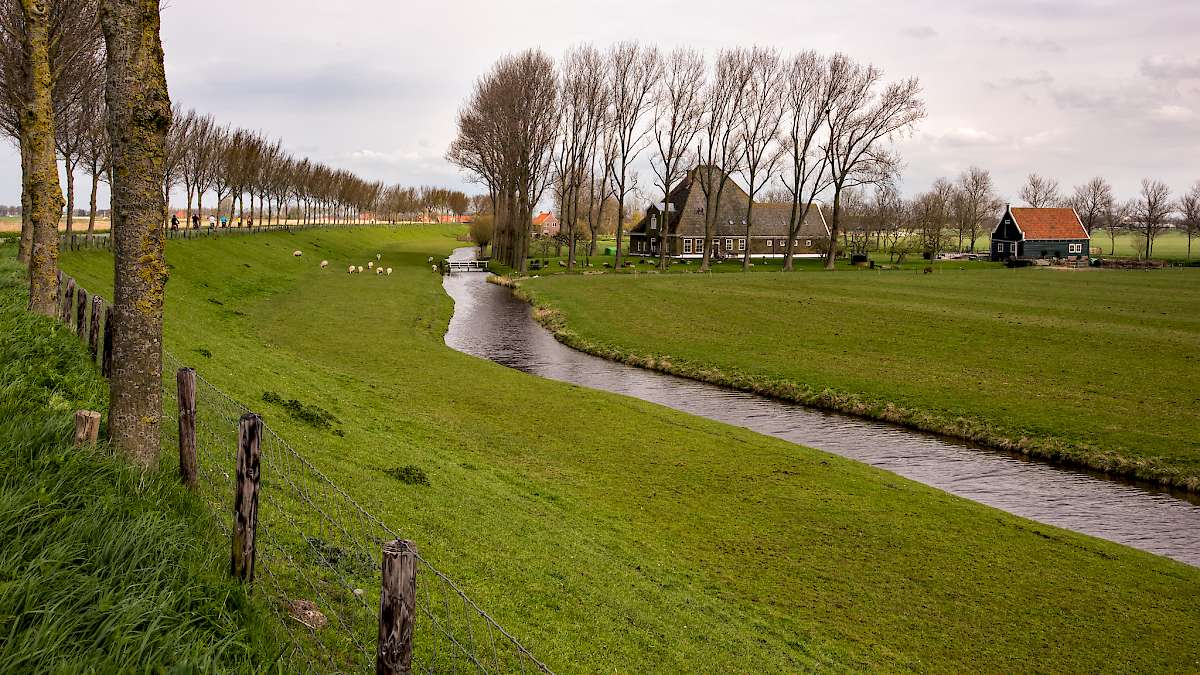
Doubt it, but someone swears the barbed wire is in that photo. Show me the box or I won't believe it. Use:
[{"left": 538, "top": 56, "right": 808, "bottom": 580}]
[{"left": 160, "top": 350, "right": 553, "bottom": 674}]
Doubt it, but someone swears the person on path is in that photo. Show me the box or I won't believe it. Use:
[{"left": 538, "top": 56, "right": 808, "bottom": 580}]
[
  {"left": 208, "top": 215, "right": 217, "bottom": 229},
  {"left": 192, "top": 214, "right": 200, "bottom": 229},
  {"left": 170, "top": 214, "right": 179, "bottom": 230}
]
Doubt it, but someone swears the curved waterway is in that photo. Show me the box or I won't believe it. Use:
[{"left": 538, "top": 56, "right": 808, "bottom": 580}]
[{"left": 442, "top": 249, "right": 1200, "bottom": 567}]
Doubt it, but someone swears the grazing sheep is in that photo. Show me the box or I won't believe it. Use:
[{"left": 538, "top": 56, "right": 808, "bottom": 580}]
[
  {"left": 427, "top": 256, "right": 434, "bottom": 263},
  {"left": 376, "top": 267, "right": 383, "bottom": 275},
  {"left": 292, "top": 250, "right": 302, "bottom": 257},
  {"left": 386, "top": 268, "right": 393, "bottom": 275},
  {"left": 368, "top": 261, "right": 374, "bottom": 269},
  {"left": 347, "top": 265, "right": 355, "bottom": 274},
  {"left": 356, "top": 265, "right": 364, "bottom": 274},
  {"left": 320, "top": 260, "right": 329, "bottom": 269},
  {"left": 376, "top": 253, "right": 382, "bottom": 261}
]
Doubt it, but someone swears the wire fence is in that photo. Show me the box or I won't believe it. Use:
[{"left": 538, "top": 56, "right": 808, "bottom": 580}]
[{"left": 161, "top": 351, "right": 552, "bottom": 674}]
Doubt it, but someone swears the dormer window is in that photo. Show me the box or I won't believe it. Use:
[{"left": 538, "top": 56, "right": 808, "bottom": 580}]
[{"left": 650, "top": 215, "right": 658, "bottom": 231}]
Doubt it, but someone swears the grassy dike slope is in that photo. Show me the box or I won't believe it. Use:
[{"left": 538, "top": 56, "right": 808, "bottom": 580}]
[
  {"left": 62, "top": 228, "right": 1200, "bottom": 673},
  {"left": 520, "top": 268, "right": 1200, "bottom": 491},
  {"left": 0, "top": 251, "right": 285, "bottom": 673}
]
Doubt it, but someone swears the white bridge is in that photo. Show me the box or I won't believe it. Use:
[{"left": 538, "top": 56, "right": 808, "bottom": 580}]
[{"left": 446, "top": 259, "right": 490, "bottom": 273}]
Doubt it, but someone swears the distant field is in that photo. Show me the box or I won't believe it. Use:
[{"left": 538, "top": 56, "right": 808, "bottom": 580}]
[
  {"left": 0, "top": 216, "right": 111, "bottom": 233},
  {"left": 55, "top": 227, "right": 1200, "bottom": 672},
  {"left": 523, "top": 266, "right": 1200, "bottom": 490}
]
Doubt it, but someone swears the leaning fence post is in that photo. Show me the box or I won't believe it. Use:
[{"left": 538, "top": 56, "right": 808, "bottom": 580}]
[
  {"left": 177, "top": 368, "right": 198, "bottom": 489},
  {"left": 101, "top": 305, "right": 114, "bottom": 378},
  {"left": 88, "top": 296, "right": 102, "bottom": 361},
  {"left": 377, "top": 539, "right": 417, "bottom": 675},
  {"left": 74, "top": 410, "right": 101, "bottom": 446},
  {"left": 75, "top": 287, "right": 88, "bottom": 336},
  {"left": 231, "top": 412, "right": 262, "bottom": 583}
]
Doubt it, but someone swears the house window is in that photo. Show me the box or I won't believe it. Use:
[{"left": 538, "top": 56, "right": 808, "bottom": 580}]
[
  {"left": 996, "top": 242, "right": 1004, "bottom": 252},
  {"left": 805, "top": 239, "right": 812, "bottom": 247},
  {"left": 767, "top": 240, "right": 773, "bottom": 248},
  {"left": 1069, "top": 243, "right": 1082, "bottom": 254},
  {"left": 725, "top": 238, "right": 733, "bottom": 250},
  {"left": 683, "top": 239, "right": 692, "bottom": 254},
  {"left": 650, "top": 215, "right": 658, "bottom": 230},
  {"left": 651, "top": 239, "right": 658, "bottom": 252},
  {"left": 1011, "top": 242, "right": 1018, "bottom": 253},
  {"left": 738, "top": 238, "right": 746, "bottom": 251}
]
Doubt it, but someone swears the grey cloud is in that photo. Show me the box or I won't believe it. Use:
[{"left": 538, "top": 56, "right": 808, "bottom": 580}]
[
  {"left": 901, "top": 26, "right": 937, "bottom": 39},
  {"left": 1140, "top": 55, "right": 1200, "bottom": 81},
  {"left": 986, "top": 71, "right": 1054, "bottom": 89}
]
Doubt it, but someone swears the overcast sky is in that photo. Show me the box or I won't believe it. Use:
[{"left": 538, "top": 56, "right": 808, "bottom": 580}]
[{"left": 3, "top": 0, "right": 1198, "bottom": 209}]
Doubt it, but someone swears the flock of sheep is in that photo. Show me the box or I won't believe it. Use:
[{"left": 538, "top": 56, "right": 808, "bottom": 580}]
[{"left": 293, "top": 250, "right": 392, "bottom": 276}]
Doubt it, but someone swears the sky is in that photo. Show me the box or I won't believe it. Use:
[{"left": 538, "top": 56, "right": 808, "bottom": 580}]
[{"left": 2, "top": 0, "right": 1199, "bottom": 210}]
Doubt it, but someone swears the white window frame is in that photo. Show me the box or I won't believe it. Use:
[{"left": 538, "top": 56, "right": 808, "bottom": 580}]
[
  {"left": 1069, "top": 243, "right": 1082, "bottom": 254},
  {"left": 738, "top": 238, "right": 746, "bottom": 251},
  {"left": 725, "top": 238, "right": 733, "bottom": 251},
  {"left": 767, "top": 239, "right": 773, "bottom": 248},
  {"left": 996, "top": 242, "right": 1004, "bottom": 252},
  {"left": 1010, "top": 242, "right": 1018, "bottom": 253},
  {"left": 805, "top": 239, "right": 812, "bottom": 247},
  {"left": 651, "top": 238, "right": 658, "bottom": 252},
  {"left": 683, "top": 238, "right": 692, "bottom": 254}
]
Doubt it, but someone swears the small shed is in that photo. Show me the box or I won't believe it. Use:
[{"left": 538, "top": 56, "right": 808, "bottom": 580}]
[{"left": 990, "top": 205, "right": 1090, "bottom": 261}]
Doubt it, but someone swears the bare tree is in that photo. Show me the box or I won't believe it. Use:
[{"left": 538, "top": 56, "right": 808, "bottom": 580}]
[
  {"left": 736, "top": 46, "right": 785, "bottom": 271},
  {"left": 1019, "top": 173, "right": 1063, "bottom": 208},
  {"left": 1070, "top": 177, "right": 1113, "bottom": 235},
  {"left": 1179, "top": 181, "right": 1200, "bottom": 260},
  {"left": 952, "top": 167, "right": 1000, "bottom": 252},
  {"left": 696, "top": 47, "right": 753, "bottom": 271},
  {"left": 79, "top": 91, "right": 107, "bottom": 237},
  {"left": 779, "top": 51, "right": 834, "bottom": 271},
  {"left": 914, "top": 178, "right": 954, "bottom": 259},
  {"left": 554, "top": 44, "right": 606, "bottom": 270},
  {"left": 822, "top": 54, "right": 925, "bottom": 270},
  {"left": 18, "top": 0, "right": 63, "bottom": 315},
  {"left": 605, "top": 41, "right": 660, "bottom": 270},
  {"left": 1130, "top": 178, "right": 1173, "bottom": 259},
  {"left": 649, "top": 47, "right": 704, "bottom": 270},
  {"left": 162, "top": 102, "right": 192, "bottom": 225},
  {"left": 100, "top": 0, "right": 171, "bottom": 467}
]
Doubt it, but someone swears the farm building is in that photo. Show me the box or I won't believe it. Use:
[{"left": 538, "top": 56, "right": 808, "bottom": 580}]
[
  {"left": 990, "top": 205, "right": 1090, "bottom": 261},
  {"left": 532, "top": 211, "right": 560, "bottom": 237},
  {"left": 629, "top": 167, "right": 829, "bottom": 259}
]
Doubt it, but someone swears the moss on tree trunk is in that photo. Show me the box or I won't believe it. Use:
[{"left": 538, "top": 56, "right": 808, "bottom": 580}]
[
  {"left": 21, "top": 0, "right": 64, "bottom": 316},
  {"left": 100, "top": 0, "right": 172, "bottom": 468}
]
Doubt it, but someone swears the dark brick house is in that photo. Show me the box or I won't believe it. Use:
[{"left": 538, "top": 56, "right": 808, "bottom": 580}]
[
  {"left": 628, "top": 167, "right": 829, "bottom": 259},
  {"left": 990, "top": 205, "right": 1090, "bottom": 261}
]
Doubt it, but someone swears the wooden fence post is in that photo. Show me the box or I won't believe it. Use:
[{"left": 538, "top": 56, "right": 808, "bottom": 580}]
[
  {"left": 231, "top": 412, "right": 262, "bottom": 583},
  {"left": 177, "top": 368, "right": 198, "bottom": 489},
  {"left": 75, "top": 288, "right": 88, "bottom": 336},
  {"left": 88, "top": 296, "right": 102, "bottom": 361},
  {"left": 61, "top": 277, "right": 75, "bottom": 325},
  {"left": 74, "top": 410, "right": 101, "bottom": 446},
  {"left": 101, "top": 305, "right": 114, "bottom": 378},
  {"left": 377, "top": 539, "right": 417, "bottom": 675}
]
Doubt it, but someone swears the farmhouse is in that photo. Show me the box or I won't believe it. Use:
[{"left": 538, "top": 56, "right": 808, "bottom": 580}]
[
  {"left": 629, "top": 167, "right": 829, "bottom": 259},
  {"left": 532, "top": 211, "right": 560, "bottom": 237},
  {"left": 990, "top": 205, "right": 1090, "bottom": 261}
]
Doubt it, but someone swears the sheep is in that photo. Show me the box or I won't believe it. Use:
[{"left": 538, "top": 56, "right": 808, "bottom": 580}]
[
  {"left": 375, "top": 267, "right": 383, "bottom": 275},
  {"left": 427, "top": 256, "right": 434, "bottom": 263},
  {"left": 347, "top": 265, "right": 355, "bottom": 274},
  {"left": 320, "top": 260, "right": 329, "bottom": 269},
  {"left": 356, "top": 265, "right": 364, "bottom": 274},
  {"left": 386, "top": 267, "right": 393, "bottom": 275},
  {"left": 368, "top": 261, "right": 374, "bottom": 269},
  {"left": 292, "top": 250, "right": 303, "bottom": 257},
  {"left": 376, "top": 253, "right": 382, "bottom": 261}
]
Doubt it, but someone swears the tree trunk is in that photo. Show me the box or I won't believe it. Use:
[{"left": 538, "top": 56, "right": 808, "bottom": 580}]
[
  {"left": 100, "top": 0, "right": 172, "bottom": 468},
  {"left": 87, "top": 164, "right": 100, "bottom": 237},
  {"left": 18, "top": 133, "right": 33, "bottom": 264},
  {"left": 22, "top": 0, "right": 64, "bottom": 316},
  {"left": 64, "top": 165, "right": 76, "bottom": 237},
  {"left": 824, "top": 186, "right": 842, "bottom": 271}
]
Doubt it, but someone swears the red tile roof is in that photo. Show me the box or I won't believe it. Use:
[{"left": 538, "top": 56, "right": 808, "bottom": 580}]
[
  {"left": 1011, "top": 208, "right": 1088, "bottom": 240},
  {"left": 532, "top": 212, "right": 554, "bottom": 226}
]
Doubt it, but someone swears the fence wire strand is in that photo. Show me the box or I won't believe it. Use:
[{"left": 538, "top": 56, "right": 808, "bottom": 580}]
[{"left": 160, "top": 351, "right": 553, "bottom": 674}]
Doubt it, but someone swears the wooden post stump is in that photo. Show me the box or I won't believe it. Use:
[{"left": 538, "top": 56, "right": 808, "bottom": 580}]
[
  {"left": 377, "top": 539, "right": 417, "bottom": 675},
  {"left": 74, "top": 410, "right": 101, "bottom": 446},
  {"left": 101, "top": 305, "right": 114, "bottom": 378},
  {"left": 88, "top": 296, "right": 102, "bottom": 361},
  {"left": 177, "top": 368, "right": 198, "bottom": 489},
  {"left": 231, "top": 413, "right": 262, "bottom": 583},
  {"left": 61, "top": 278, "right": 75, "bottom": 325},
  {"left": 75, "top": 288, "right": 88, "bottom": 337}
]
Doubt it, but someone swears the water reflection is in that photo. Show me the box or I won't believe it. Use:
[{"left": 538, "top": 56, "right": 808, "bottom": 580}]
[{"left": 442, "top": 250, "right": 1200, "bottom": 567}]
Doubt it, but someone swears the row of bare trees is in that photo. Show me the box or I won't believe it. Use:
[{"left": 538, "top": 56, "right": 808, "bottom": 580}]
[
  {"left": 448, "top": 43, "right": 925, "bottom": 273},
  {"left": 2, "top": 0, "right": 171, "bottom": 465},
  {"left": 1020, "top": 173, "right": 1200, "bottom": 259}
]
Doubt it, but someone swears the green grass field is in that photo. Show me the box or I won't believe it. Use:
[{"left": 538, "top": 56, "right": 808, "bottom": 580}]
[
  {"left": 58, "top": 227, "right": 1200, "bottom": 672},
  {"left": 519, "top": 265, "right": 1200, "bottom": 491},
  {"left": 0, "top": 251, "right": 286, "bottom": 673}
]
